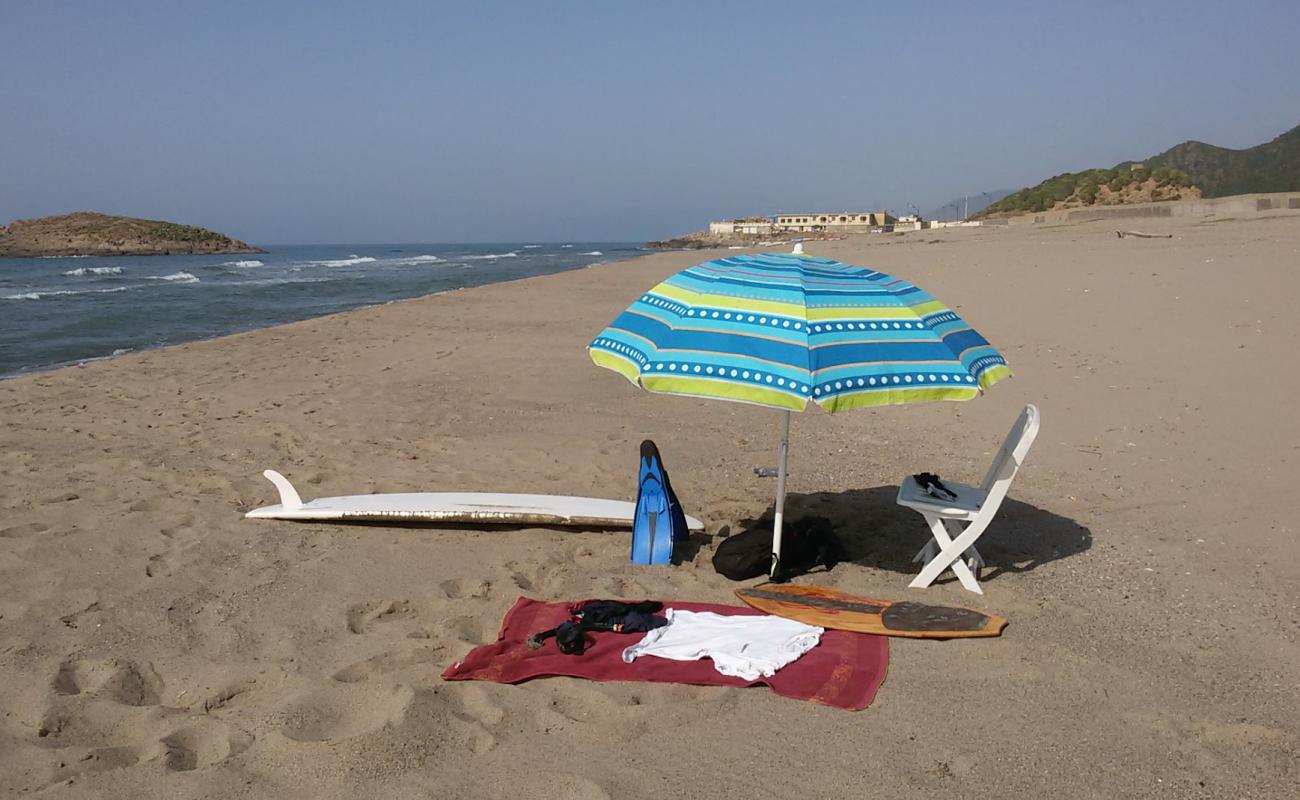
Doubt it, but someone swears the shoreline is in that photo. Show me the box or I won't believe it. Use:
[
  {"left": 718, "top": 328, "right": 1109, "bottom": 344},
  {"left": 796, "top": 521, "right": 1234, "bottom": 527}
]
[{"left": 0, "top": 246, "right": 647, "bottom": 380}]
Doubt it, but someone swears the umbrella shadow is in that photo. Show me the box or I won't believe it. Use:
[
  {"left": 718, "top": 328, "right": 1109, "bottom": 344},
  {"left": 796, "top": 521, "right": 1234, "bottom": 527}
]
[{"left": 756, "top": 486, "right": 1092, "bottom": 586}]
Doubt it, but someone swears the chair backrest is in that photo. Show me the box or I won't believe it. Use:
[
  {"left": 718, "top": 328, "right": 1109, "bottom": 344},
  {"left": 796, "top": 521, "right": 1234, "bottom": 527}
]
[{"left": 978, "top": 404, "right": 1040, "bottom": 509}]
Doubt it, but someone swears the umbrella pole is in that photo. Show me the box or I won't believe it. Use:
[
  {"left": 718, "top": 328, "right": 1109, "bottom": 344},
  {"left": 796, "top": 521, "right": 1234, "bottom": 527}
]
[{"left": 769, "top": 410, "right": 791, "bottom": 578}]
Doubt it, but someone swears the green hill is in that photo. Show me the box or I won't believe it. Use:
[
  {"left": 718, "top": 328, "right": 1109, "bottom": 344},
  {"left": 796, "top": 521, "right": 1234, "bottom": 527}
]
[
  {"left": 975, "top": 165, "right": 1196, "bottom": 217},
  {"left": 1129, "top": 123, "right": 1300, "bottom": 197},
  {"left": 977, "top": 123, "right": 1300, "bottom": 218}
]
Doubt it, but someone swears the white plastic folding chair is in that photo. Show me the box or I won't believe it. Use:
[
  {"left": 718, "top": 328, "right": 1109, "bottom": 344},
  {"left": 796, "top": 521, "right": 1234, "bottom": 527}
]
[{"left": 896, "top": 404, "right": 1040, "bottom": 594}]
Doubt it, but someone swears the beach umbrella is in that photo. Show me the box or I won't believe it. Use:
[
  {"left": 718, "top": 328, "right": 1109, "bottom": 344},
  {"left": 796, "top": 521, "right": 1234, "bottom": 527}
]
[{"left": 587, "top": 248, "right": 1012, "bottom": 577}]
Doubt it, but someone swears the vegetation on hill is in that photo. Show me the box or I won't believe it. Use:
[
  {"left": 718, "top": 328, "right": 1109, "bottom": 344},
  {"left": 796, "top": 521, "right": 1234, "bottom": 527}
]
[
  {"left": 1130, "top": 123, "right": 1300, "bottom": 197},
  {"left": 976, "top": 122, "right": 1300, "bottom": 219},
  {"left": 152, "top": 222, "right": 231, "bottom": 243},
  {"left": 977, "top": 166, "right": 1195, "bottom": 217},
  {"left": 0, "top": 212, "right": 261, "bottom": 258}
]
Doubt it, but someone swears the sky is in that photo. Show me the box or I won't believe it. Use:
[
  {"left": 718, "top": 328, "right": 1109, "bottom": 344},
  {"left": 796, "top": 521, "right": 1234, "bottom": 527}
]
[{"left": 3, "top": 0, "right": 1298, "bottom": 244}]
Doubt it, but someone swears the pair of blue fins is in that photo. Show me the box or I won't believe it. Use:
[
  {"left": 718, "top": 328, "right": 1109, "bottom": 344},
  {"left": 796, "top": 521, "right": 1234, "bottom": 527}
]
[{"left": 631, "top": 440, "right": 690, "bottom": 565}]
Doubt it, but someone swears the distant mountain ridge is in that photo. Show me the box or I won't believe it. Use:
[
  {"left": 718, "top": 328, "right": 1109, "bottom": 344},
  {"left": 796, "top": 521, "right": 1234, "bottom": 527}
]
[
  {"left": 1122, "top": 123, "right": 1300, "bottom": 197},
  {"left": 0, "top": 212, "right": 261, "bottom": 258},
  {"left": 922, "top": 190, "right": 1014, "bottom": 221},
  {"left": 977, "top": 123, "right": 1300, "bottom": 218}
]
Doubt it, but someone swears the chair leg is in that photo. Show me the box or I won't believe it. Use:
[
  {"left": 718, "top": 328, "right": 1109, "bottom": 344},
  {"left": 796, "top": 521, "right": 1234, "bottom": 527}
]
[
  {"left": 911, "top": 514, "right": 983, "bottom": 594},
  {"left": 911, "top": 514, "right": 992, "bottom": 594},
  {"left": 942, "top": 519, "right": 983, "bottom": 574},
  {"left": 912, "top": 537, "right": 938, "bottom": 564},
  {"left": 915, "top": 522, "right": 981, "bottom": 568}
]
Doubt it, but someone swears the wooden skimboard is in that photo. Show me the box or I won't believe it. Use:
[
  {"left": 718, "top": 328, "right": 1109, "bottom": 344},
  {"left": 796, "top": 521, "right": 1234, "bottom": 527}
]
[
  {"left": 245, "top": 470, "right": 705, "bottom": 531},
  {"left": 736, "top": 584, "right": 1006, "bottom": 639}
]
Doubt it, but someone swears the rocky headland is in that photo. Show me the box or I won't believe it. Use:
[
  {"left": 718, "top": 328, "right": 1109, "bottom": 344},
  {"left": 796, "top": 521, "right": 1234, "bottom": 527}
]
[{"left": 0, "top": 212, "right": 262, "bottom": 258}]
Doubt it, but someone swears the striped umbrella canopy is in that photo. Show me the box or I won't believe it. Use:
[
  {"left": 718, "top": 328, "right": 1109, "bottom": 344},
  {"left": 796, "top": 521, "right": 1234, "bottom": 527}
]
[{"left": 588, "top": 250, "right": 1011, "bottom": 576}]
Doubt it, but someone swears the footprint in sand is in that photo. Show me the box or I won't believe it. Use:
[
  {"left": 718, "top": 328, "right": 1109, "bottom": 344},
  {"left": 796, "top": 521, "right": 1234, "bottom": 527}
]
[
  {"left": 145, "top": 552, "right": 175, "bottom": 577},
  {"left": 330, "top": 645, "right": 442, "bottom": 683},
  {"left": 439, "top": 615, "right": 496, "bottom": 646},
  {"left": 451, "top": 684, "right": 505, "bottom": 727},
  {"left": 439, "top": 577, "right": 491, "bottom": 600},
  {"left": 400, "top": 686, "right": 500, "bottom": 755},
  {"left": 505, "top": 559, "right": 557, "bottom": 594},
  {"left": 52, "top": 659, "right": 163, "bottom": 706},
  {"left": 540, "top": 684, "right": 649, "bottom": 740},
  {"left": 0, "top": 521, "right": 51, "bottom": 538},
  {"left": 160, "top": 720, "right": 254, "bottom": 772},
  {"left": 38, "top": 660, "right": 167, "bottom": 760},
  {"left": 277, "top": 683, "right": 414, "bottom": 743},
  {"left": 201, "top": 677, "right": 261, "bottom": 713},
  {"left": 346, "top": 599, "right": 415, "bottom": 634},
  {"left": 45, "top": 746, "right": 141, "bottom": 786}
]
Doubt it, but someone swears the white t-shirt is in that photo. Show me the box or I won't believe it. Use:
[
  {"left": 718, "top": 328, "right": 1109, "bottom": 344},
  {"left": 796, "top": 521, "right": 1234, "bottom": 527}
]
[{"left": 621, "top": 608, "right": 823, "bottom": 681}]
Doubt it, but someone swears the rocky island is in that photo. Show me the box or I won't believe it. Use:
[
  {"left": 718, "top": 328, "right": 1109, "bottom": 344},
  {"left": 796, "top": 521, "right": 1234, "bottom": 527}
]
[{"left": 0, "top": 211, "right": 262, "bottom": 258}]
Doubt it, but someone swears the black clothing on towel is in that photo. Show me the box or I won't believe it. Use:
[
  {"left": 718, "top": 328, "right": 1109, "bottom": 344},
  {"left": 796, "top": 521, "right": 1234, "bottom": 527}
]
[{"left": 526, "top": 600, "right": 668, "bottom": 655}]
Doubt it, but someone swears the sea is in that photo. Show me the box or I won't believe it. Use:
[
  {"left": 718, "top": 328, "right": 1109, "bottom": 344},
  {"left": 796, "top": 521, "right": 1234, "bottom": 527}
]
[{"left": 0, "top": 242, "right": 646, "bottom": 378}]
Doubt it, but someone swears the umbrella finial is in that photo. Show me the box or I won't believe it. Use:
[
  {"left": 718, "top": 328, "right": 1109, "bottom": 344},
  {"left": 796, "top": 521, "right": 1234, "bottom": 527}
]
[{"left": 791, "top": 242, "right": 804, "bottom": 255}]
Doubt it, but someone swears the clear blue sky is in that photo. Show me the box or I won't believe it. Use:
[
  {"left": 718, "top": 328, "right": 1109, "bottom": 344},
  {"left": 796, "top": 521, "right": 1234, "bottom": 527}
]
[{"left": 3, "top": 0, "right": 1297, "bottom": 243}]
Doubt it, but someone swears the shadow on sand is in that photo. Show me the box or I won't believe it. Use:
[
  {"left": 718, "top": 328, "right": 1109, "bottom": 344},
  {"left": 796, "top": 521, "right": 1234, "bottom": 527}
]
[{"left": 741, "top": 486, "right": 1092, "bottom": 587}]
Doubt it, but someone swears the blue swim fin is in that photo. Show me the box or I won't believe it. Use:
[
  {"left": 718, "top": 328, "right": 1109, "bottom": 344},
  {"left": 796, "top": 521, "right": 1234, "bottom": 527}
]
[{"left": 632, "top": 440, "right": 675, "bottom": 565}]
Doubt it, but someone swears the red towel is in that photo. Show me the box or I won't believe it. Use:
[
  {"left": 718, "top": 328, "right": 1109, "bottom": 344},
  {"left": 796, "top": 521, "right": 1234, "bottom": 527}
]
[{"left": 441, "top": 597, "right": 888, "bottom": 711}]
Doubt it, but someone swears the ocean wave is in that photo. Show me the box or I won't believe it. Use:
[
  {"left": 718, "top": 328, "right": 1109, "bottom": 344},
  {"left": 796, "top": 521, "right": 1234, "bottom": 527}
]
[
  {"left": 560, "top": 244, "right": 573, "bottom": 248},
  {"left": 147, "top": 272, "right": 200, "bottom": 283},
  {"left": 580, "top": 251, "right": 603, "bottom": 256},
  {"left": 222, "top": 259, "right": 264, "bottom": 268},
  {"left": 4, "top": 287, "right": 129, "bottom": 300},
  {"left": 64, "top": 266, "right": 124, "bottom": 276},
  {"left": 307, "top": 255, "right": 378, "bottom": 267},
  {"left": 462, "top": 251, "right": 518, "bottom": 260},
  {"left": 389, "top": 254, "right": 442, "bottom": 264},
  {"left": 229, "top": 275, "right": 352, "bottom": 287},
  {"left": 37, "top": 254, "right": 91, "bottom": 259},
  {"left": 523, "top": 245, "right": 541, "bottom": 248}
]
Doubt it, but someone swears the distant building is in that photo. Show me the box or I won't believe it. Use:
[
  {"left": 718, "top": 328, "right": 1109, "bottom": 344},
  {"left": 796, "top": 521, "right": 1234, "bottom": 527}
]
[
  {"left": 708, "top": 217, "right": 774, "bottom": 236},
  {"left": 708, "top": 210, "right": 895, "bottom": 236},
  {"left": 771, "top": 211, "right": 893, "bottom": 232}
]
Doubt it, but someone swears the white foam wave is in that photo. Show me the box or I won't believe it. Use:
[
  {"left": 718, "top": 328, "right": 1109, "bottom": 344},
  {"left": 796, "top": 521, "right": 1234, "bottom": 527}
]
[
  {"left": 308, "top": 255, "right": 377, "bottom": 267},
  {"left": 463, "top": 251, "right": 518, "bottom": 260},
  {"left": 560, "top": 244, "right": 573, "bottom": 248},
  {"left": 111, "top": 348, "right": 133, "bottom": 356},
  {"left": 147, "top": 271, "right": 200, "bottom": 283},
  {"left": 222, "top": 259, "right": 264, "bottom": 268},
  {"left": 389, "top": 254, "right": 443, "bottom": 264},
  {"left": 64, "top": 266, "right": 124, "bottom": 276},
  {"left": 4, "top": 287, "right": 129, "bottom": 300},
  {"left": 523, "top": 245, "right": 541, "bottom": 249},
  {"left": 230, "top": 275, "right": 346, "bottom": 287},
  {"left": 580, "top": 250, "right": 603, "bottom": 256},
  {"left": 38, "top": 254, "right": 91, "bottom": 259}
]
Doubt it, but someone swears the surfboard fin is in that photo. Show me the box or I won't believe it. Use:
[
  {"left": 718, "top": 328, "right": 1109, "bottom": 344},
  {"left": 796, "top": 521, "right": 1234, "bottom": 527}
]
[{"left": 262, "top": 470, "right": 304, "bottom": 510}]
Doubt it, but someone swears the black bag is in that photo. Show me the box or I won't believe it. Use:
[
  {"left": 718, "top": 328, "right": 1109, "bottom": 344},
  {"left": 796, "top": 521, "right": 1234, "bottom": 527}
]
[{"left": 711, "top": 516, "right": 844, "bottom": 582}]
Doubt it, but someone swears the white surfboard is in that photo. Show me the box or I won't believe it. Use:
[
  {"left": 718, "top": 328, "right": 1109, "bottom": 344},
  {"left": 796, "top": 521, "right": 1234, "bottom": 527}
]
[{"left": 245, "top": 470, "right": 705, "bottom": 531}]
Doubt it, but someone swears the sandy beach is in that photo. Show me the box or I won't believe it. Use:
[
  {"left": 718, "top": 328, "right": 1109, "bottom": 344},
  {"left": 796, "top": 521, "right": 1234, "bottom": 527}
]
[{"left": 1, "top": 214, "right": 1297, "bottom": 798}]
